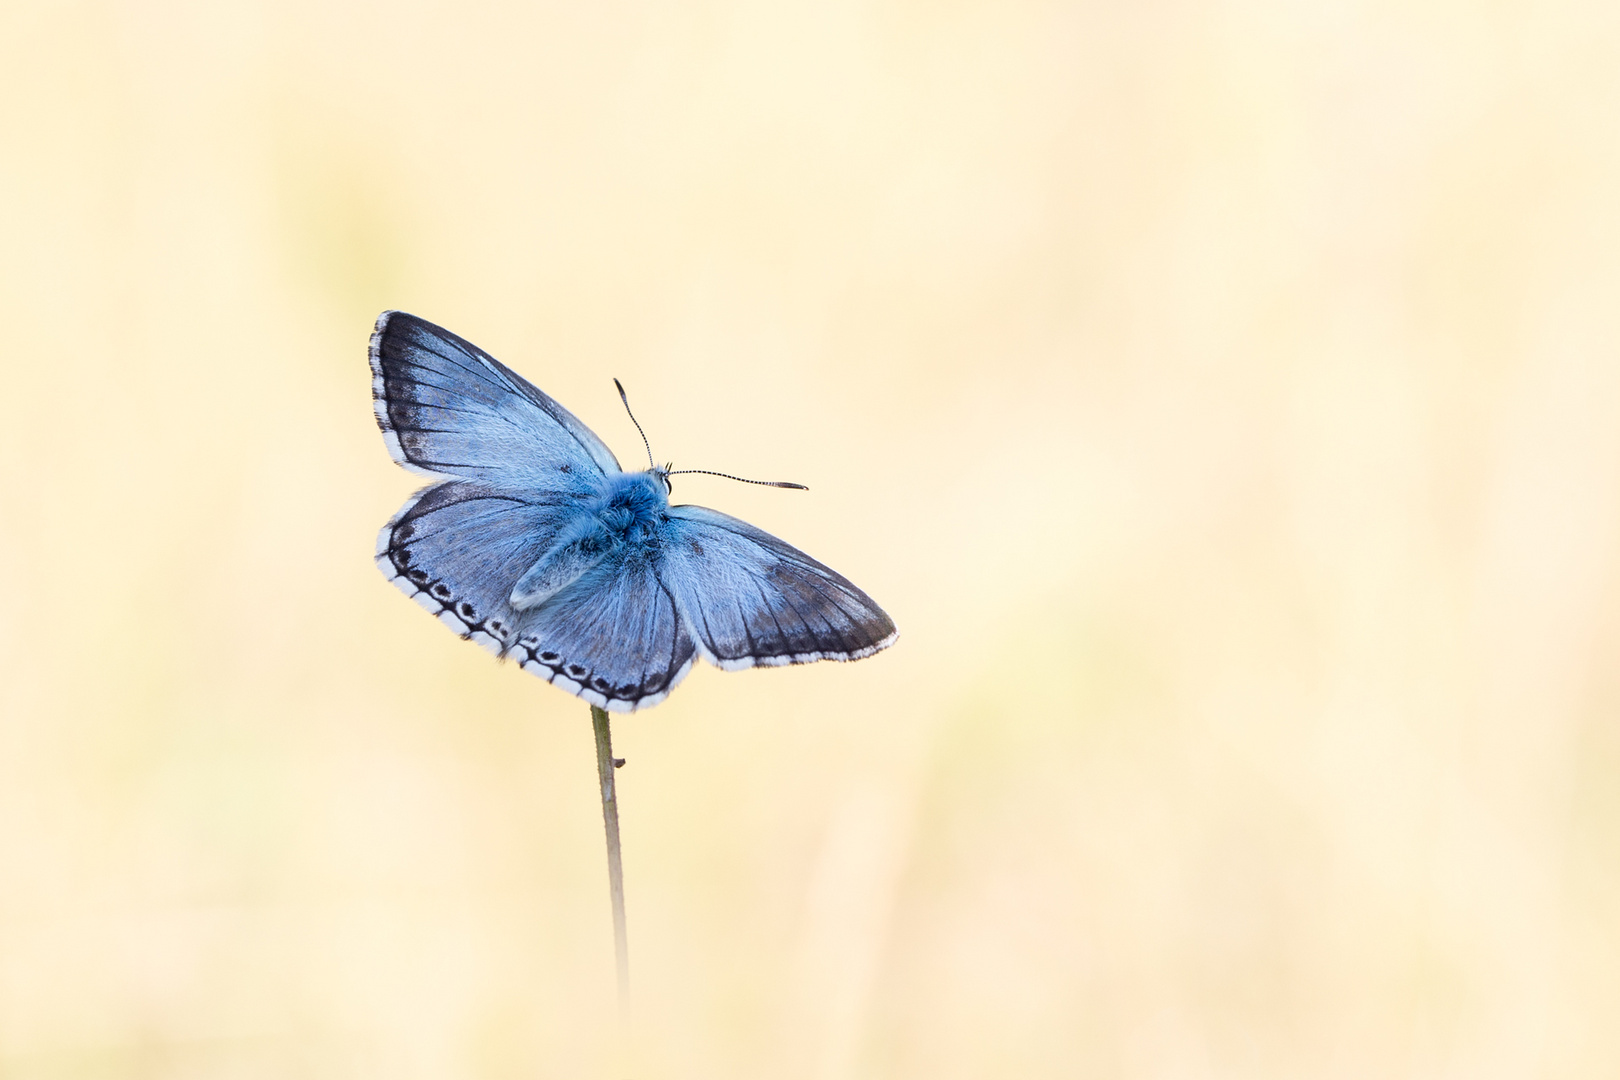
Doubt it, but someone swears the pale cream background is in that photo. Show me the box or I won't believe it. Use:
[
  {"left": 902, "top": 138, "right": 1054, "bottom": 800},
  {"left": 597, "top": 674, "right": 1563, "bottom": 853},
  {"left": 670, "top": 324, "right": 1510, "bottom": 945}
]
[{"left": 3, "top": 1, "right": 1619, "bottom": 1077}]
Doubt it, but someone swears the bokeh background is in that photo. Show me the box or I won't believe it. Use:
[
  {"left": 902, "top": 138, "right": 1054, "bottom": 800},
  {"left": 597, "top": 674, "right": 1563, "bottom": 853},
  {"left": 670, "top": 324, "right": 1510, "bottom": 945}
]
[{"left": 4, "top": 0, "right": 1620, "bottom": 1077}]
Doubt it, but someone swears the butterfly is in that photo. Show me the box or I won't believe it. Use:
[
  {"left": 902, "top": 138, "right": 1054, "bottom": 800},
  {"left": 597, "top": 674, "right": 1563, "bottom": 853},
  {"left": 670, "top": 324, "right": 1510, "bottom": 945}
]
[{"left": 370, "top": 312, "right": 897, "bottom": 712}]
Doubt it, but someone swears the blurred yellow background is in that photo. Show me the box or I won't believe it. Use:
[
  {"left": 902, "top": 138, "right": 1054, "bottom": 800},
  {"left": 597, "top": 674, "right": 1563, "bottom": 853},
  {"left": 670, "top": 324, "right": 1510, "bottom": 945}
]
[{"left": 4, "top": 0, "right": 1619, "bottom": 1077}]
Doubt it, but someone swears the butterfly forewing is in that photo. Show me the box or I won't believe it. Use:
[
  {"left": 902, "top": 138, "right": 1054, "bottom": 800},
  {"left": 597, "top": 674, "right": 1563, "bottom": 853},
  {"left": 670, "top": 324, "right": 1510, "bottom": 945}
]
[
  {"left": 371, "top": 311, "right": 621, "bottom": 483},
  {"left": 657, "top": 506, "right": 897, "bottom": 670}
]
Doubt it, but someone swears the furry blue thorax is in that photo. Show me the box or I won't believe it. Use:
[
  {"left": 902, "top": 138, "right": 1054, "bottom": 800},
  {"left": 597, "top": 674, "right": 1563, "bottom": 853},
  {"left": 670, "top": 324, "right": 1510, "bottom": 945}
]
[{"left": 592, "top": 471, "right": 670, "bottom": 544}]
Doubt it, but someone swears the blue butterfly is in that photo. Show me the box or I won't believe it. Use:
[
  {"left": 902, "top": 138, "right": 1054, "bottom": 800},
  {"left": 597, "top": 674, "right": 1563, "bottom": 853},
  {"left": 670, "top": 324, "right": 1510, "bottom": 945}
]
[{"left": 370, "top": 312, "right": 897, "bottom": 712}]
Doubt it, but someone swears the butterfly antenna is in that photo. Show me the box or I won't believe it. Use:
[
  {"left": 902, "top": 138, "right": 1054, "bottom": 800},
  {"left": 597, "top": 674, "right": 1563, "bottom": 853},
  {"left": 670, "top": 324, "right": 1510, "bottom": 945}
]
[
  {"left": 666, "top": 468, "right": 808, "bottom": 491},
  {"left": 613, "top": 378, "right": 656, "bottom": 470}
]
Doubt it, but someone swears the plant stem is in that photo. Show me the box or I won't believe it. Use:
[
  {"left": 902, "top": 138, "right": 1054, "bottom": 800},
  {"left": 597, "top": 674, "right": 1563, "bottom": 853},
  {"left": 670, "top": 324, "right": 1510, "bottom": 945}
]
[{"left": 591, "top": 704, "right": 630, "bottom": 1015}]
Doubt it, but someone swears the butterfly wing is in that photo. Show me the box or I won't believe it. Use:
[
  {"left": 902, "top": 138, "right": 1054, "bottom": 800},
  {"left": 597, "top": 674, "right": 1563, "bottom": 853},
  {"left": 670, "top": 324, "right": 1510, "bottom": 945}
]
[
  {"left": 377, "top": 479, "right": 593, "bottom": 654},
  {"left": 513, "top": 545, "right": 698, "bottom": 712},
  {"left": 370, "top": 310, "right": 621, "bottom": 483},
  {"left": 378, "top": 481, "right": 697, "bottom": 713},
  {"left": 656, "top": 505, "right": 897, "bottom": 670}
]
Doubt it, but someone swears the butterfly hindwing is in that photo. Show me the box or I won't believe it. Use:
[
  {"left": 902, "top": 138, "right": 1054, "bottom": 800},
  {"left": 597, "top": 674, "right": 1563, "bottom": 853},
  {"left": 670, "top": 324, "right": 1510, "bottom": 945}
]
[
  {"left": 371, "top": 311, "right": 621, "bottom": 484},
  {"left": 656, "top": 505, "right": 897, "bottom": 669},
  {"left": 378, "top": 481, "right": 699, "bottom": 712},
  {"left": 512, "top": 547, "right": 698, "bottom": 712},
  {"left": 377, "top": 479, "right": 594, "bottom": 654}
]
